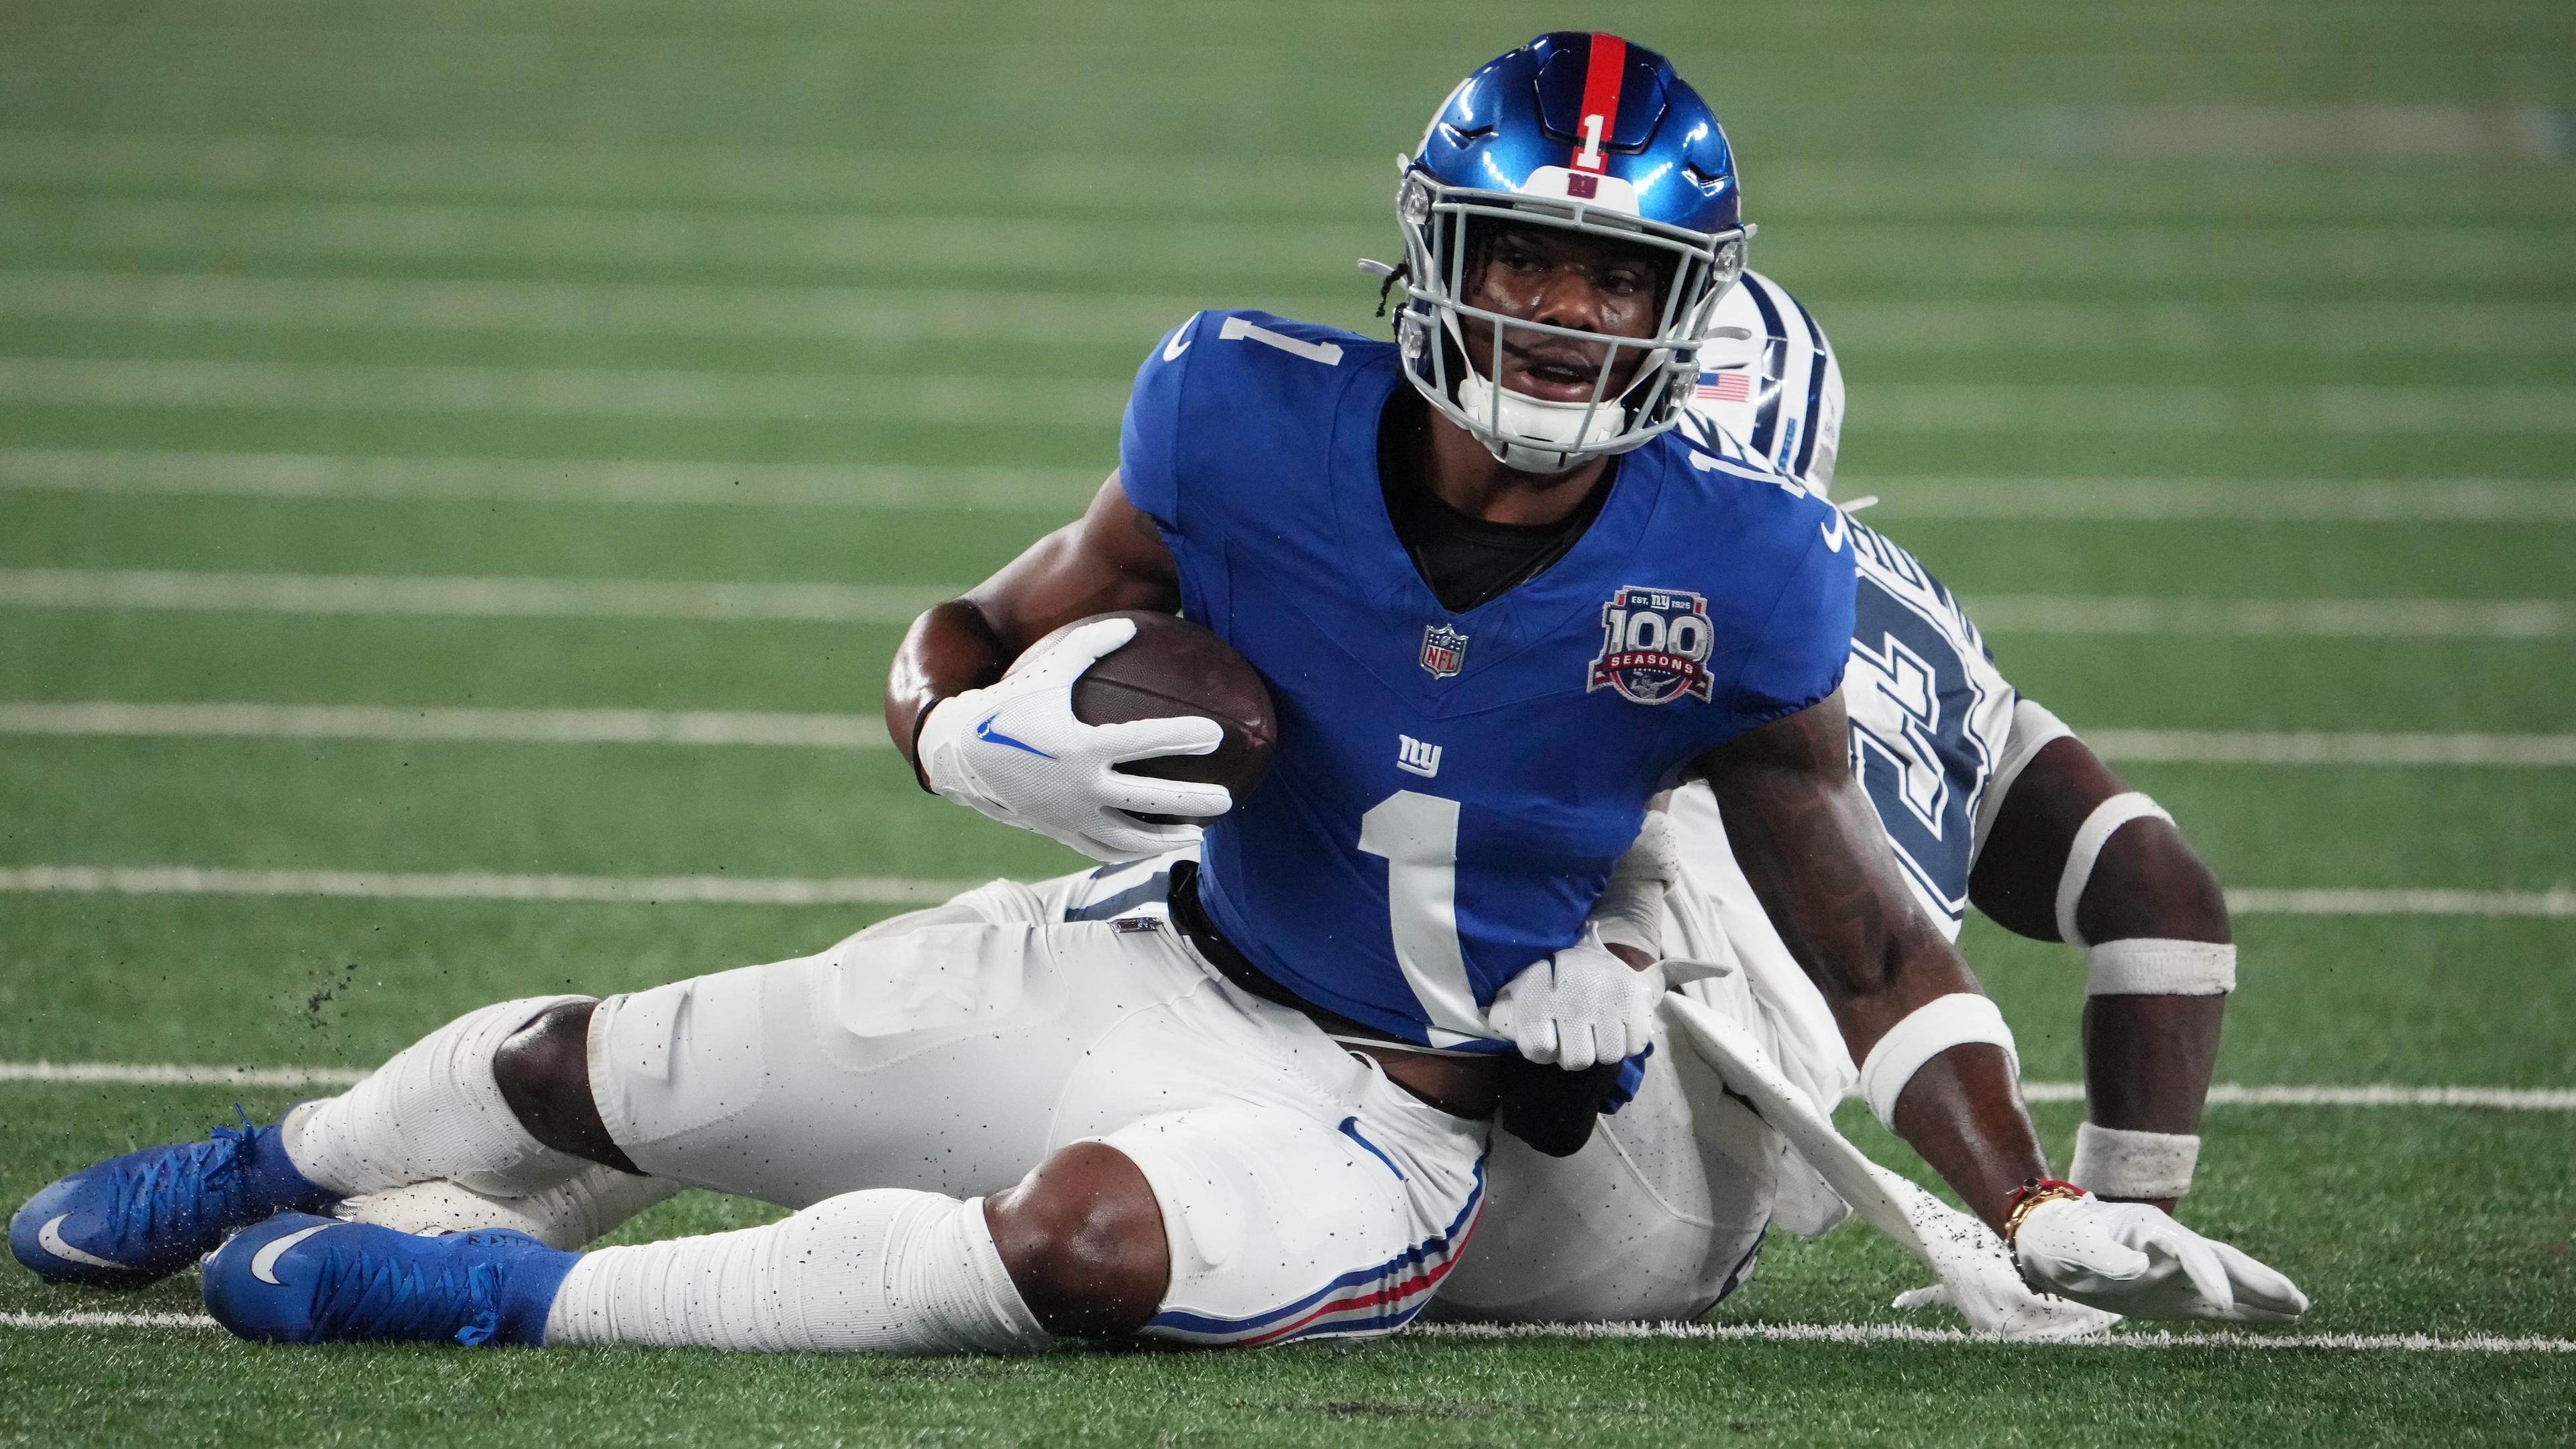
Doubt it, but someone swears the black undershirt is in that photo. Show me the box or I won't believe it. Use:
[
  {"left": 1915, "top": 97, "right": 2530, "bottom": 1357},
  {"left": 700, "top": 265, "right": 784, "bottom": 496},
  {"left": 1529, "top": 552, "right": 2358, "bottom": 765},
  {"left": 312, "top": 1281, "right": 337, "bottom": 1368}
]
[{"left": 1377, "top": 386, "right": 1613, "bottom": 613}]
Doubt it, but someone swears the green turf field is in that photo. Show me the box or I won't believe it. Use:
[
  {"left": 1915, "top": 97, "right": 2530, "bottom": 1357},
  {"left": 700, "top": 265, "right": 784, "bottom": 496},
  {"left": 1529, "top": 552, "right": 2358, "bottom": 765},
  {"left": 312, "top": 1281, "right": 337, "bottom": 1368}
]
[{"left": 3, "top": 0, "right": 2572, "bottom": 1442}]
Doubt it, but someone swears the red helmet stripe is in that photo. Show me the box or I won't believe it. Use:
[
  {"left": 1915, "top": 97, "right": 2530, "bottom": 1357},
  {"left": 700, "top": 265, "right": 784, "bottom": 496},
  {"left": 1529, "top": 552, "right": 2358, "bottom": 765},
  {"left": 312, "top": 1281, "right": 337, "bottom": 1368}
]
[{"left": 1572, "top": 33, "right": 1628, "bottom": 173}]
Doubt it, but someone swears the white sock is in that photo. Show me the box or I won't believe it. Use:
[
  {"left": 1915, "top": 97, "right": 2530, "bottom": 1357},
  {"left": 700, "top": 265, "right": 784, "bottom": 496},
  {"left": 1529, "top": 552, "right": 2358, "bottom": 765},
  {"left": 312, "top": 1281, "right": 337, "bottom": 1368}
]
[
  {"left": 542, "top": 1189, "right": 1051, "bottom": 1354},
  {"left": 284, "top": 996, "right": 594, "bottom": 1198}
]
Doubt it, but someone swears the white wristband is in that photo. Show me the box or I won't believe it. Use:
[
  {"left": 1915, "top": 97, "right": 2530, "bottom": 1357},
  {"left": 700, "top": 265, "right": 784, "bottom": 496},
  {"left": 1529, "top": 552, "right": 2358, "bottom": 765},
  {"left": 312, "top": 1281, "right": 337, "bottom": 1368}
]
[
  {"left": 2088, "top": 938, "right": 2236, "bottom": 996},
  {"left": 1858, "top": 993, "right": 2019, "bottom": 1132},
  {"left": 2055, "top": 792, "right": 2173, "bottom": 947},
  {"left": 2070, "top": 1120, "right": 2201, "bottom": 1200}
]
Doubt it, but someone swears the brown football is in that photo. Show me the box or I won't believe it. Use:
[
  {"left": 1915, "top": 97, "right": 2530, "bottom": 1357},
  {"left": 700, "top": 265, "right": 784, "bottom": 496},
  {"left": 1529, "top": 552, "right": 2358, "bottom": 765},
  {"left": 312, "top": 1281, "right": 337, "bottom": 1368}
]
[{"left": 1020, "top": 610, "right": 1278, "bottom": 822}]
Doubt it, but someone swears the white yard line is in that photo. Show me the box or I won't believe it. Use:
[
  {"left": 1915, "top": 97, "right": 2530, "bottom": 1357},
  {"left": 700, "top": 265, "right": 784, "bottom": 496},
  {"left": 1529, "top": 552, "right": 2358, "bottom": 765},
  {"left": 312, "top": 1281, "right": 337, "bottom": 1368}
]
[
  {"left": 0, "top": 702, "right": 893, "bottom": 748},
  {"left": 5, "top": 570, "right": 2565, "bottom": 639},
  {"left": 2015, "top": 1083, "right": 2576, "bottom": 1110},
  {"left": 0, "top": 570, "right": 944, "bottom": 623},
  {"left": 1412, "top": 1322, "right": 2576, "bottom": 1352},
  {"left": 9, "top": 450, "right": 2570, "bottom": 525},
  {"left": 2, "top": 355, "right": 2570, "bottom": 435},
  {"left": 11, "top": 704, "right": 2575, "bottom": 767},
  {"left": 0, "top": 271, "right": 1311, "bottom": 348},
  {"left": 2085, "top": 731, "right": 2576, "bottom": 766},
  {"left": 0, "top": 867, "right": 976, "bottom": 905},
  {"left": 0, "top": 1062, "right": 366, "bottom": 1087},
  {"left": 0, "top": 356, "right": 1126, "bottom": 425},
  {"left": 0, "top": 449, "right": 1097, "bottom": 508},
  {"left": 0, "top": 865, "right": 2567, "bottom": 920},
  {"left": 1859, "top": 476, "right": 2576, "bottom": 523},
  {"left": 10, "top": 272, "right": 2575, "bottom": 359},
  {"left": 2224, "top": 888, "right": 2576, "bottom": 918},
  {"left": 0, "top": 1309, "right": 2566, "bottom": 1352},
  {"left": 1963, "top": 596, "right": 2567, "bottom": 639}
]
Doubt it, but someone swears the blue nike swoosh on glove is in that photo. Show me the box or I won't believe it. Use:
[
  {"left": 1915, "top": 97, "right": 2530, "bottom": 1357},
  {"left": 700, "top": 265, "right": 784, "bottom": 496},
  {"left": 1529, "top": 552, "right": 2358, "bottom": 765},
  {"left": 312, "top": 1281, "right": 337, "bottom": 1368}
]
[{"left": 974, "top": 714, "right": 1055, "bottom": 759}]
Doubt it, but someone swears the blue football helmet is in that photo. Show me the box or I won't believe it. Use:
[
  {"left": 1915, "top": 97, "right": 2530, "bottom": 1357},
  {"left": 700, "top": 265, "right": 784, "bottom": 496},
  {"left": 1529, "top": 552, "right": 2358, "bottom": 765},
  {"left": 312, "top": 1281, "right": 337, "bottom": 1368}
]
[{"left": 1377, "top": 32, "right": 1751, "bottom": 473}]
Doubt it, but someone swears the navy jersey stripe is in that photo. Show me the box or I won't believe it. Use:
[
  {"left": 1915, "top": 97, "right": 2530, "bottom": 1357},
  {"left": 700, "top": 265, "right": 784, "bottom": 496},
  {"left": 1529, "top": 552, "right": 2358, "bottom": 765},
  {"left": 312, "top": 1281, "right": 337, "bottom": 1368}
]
[
  {"left": 1738, "top": 272, "right": 1790, "bottom": 458},
  {"left": 1788, "top": 293, "right": 1829, "bottom": 479}
]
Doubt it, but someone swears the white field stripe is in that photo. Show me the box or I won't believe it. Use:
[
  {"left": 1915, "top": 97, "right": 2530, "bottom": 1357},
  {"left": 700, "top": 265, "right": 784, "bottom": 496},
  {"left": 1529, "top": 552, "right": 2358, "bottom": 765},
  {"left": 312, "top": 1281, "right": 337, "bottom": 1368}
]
[
  {"left": 0, "top": 570, "right": 946, "bottom": 623},
  {"left": 1964, "top": 596, "right": 2568, "bottom": 639},
  {"left": 3, "top": 1310, "right": 2567, "bottom": 1352},
  {"left": 14, "top": 274, "right": 2576, "bottom": 361},
  {"left": 2088, "top": 731, "right": 2576, "bottom": 766},
  {"left": 7, "top": 452, "right": 2569, "bottom": 526},
  {"left": 4, "top": 197, "right": 2562, "bottom": 284},
  {"left": 0, "top": 866, "right": 2565, "bottom": 922},
  {"left": 0, "top": 271, "right": 1321, "bottom": 349},
  {"left": 0, "top": 867, "right": 975, "bottom": 906},
  {"left": 1828, "top": 300, "right": 2576, "bottom": 356},
  {"left": 1413, "top": 1322, "right": 2576, "bottom": 1352},
  {"left": 2226, "top": 888, "right": 2576, "bottom": 918},
  {"left": 0, "top": 1062, "right": 365, "bottom": 1087},
  {"left": 11, "top": 705, "right": 2571, "bottom": 771},
  {"left": 1860, "top": 384, "right": 2576, "bottom": 434},
  {"left": 10, "top": 571, "right": 2561, "bottom": 641},
  {"left": 2015, "top": 1082, "right": 2576, "bottom": 1110},
  {"left": 0, "top": 198, "right": 1353, "bottom": 278},
  {"left": 0, "top": 449, "right": 1095, "bottom": 509},
  {"left": 0, "top": 135, "right": 1364, "bottom": 215},
  {"left": 0, "top": 702, "right": 892, "bottom": 749},
  {"left": 3, "top": 356, "right": 2570, "bottom": 437},
  {"left": 1858, "top": 477, "right": 2576, "bottom": 524},
  {"left": 0, "top": 357, "right": 1126, "bottom": 426}
]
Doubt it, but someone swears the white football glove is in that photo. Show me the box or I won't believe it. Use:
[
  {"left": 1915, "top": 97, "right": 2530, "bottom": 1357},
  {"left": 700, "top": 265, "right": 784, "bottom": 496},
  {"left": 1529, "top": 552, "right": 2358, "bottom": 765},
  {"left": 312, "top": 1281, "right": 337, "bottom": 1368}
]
[
  {"left": 1485, "top": 922, "right": 1664, "bottom": 1071},
  {"left": 2012, "top": 1193, "right": 2309, "bottom": 1324},
  {"left": 1881, "top": 1169, "right": 2121, "bottom": 1339},
  {"left": 918, "top": 617, "right": 1232, "bottom": 862}
]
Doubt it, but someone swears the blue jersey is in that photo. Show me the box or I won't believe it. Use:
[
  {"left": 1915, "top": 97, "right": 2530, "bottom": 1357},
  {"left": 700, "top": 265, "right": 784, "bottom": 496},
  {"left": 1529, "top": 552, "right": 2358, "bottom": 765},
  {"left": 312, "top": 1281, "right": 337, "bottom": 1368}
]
[{"left": 1119, "top": 309, "right": 1855, "bottom": 1048}]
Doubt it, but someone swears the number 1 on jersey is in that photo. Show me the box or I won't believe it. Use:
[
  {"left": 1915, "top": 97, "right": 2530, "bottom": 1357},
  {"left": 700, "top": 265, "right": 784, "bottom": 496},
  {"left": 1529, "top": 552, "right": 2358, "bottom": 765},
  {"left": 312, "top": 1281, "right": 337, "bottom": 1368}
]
[{"left": 1357, "top": 790, "right": 1487, "bottom": 1046}]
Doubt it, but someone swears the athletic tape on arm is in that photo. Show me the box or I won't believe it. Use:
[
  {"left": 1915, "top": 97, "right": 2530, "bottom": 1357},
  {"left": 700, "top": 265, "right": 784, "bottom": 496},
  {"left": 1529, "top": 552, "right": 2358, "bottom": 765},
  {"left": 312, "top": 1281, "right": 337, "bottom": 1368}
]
[
  {"left": 2087, "top": 938, "right": 2236, "bottom": 996},
  {"left": 1858, "top": 993, "right": 2019, "bottom": 1132},
  {"left": 2054, "top": 792, "right": 2172, "bottom": 947},
  {"left": 2070, "top": 1121, "right": 2201, "bottom": 1201}
]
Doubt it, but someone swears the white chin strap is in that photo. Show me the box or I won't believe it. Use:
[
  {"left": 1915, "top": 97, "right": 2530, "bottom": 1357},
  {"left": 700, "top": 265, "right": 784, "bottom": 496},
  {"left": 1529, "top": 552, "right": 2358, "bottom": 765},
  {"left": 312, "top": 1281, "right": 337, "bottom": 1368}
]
[{"left": 1454, "top": 368, "right": 1631, "bottom": 475}]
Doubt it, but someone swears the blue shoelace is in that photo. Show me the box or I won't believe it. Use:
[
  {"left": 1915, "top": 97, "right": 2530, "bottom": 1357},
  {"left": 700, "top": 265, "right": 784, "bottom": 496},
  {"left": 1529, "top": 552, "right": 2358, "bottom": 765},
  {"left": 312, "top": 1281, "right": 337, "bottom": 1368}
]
[
  {"left": 102, "top": 1107, "right": 264, "bottom": 1260},
  {"left": 305, "top": 1234, "right": 509, "bottom": 1346}
]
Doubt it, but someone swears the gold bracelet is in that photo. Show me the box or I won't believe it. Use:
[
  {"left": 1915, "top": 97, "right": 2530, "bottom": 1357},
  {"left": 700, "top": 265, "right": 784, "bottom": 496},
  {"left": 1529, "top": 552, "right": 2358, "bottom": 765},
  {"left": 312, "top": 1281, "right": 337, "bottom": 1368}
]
[{"left": 2002, "top": 1177, "right": 2088, "bottom": 1244}]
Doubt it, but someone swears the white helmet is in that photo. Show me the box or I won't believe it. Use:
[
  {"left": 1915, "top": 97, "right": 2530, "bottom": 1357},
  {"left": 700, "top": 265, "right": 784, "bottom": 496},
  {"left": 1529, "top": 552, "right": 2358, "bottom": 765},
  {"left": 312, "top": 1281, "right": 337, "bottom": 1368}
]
[{"left": 1680, "top": 268, "right": 1845, "bottom": 496}]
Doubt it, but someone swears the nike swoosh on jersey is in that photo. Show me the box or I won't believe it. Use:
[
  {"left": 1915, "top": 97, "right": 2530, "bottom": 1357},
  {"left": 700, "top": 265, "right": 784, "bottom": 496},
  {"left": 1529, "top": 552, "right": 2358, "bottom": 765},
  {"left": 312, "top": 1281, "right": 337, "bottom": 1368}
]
[
  {"left": 36, "top": 1214, "right": 124, "bottom": 1271},
  {"left": 1819, "top": 508, "right": 1848, "bottom": 553},
  {"left": 975, "top": 714, "right": 1056, "bottom": 759},
  {"left": 251, "top": 1222, "right": 339, "bottom": 1284},
  {"left": 1163, "top": 317, "right": 1198, "bottom": 362}
]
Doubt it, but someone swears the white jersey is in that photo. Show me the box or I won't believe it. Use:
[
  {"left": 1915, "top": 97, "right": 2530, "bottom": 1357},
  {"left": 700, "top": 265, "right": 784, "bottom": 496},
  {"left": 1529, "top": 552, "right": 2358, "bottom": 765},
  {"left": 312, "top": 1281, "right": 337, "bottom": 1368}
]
[{"left": 1688, "top": 271, "right": 2023, "bottom": 936}]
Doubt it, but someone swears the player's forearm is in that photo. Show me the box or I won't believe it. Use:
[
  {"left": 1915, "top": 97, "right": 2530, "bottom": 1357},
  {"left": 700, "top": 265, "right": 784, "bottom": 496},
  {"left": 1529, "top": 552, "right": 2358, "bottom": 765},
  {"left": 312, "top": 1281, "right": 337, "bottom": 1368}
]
[
  {"left": 1701, "top": 698, "right": 2048, "bottom": 1228},
  {"left": 885, "top": 600, "right": 1014, "bottom": 787}
]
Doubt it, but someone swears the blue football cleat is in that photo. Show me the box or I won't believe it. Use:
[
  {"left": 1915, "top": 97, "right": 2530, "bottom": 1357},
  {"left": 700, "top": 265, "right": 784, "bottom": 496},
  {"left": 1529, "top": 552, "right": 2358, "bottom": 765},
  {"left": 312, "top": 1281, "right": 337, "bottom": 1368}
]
[
  {"left": 203, "top": 1212, "right": 578, "bottom": 1346},
  {"left": 10, "top": 1108, "right": 338, "bottom": 1287}
]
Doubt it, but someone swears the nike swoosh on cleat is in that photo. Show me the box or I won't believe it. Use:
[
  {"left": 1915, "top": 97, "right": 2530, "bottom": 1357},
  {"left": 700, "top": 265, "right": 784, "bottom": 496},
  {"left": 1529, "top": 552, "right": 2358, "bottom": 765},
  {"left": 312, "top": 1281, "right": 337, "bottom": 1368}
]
[
  {"left": 36, "top": 1214, "right": 124, "bottom": 1271},
  {"left": 251, "top": 1222, "right": 338, "bottom": 1285},
  {"left": 974, "top": 714, "right": 1056, "bottom": 759}
]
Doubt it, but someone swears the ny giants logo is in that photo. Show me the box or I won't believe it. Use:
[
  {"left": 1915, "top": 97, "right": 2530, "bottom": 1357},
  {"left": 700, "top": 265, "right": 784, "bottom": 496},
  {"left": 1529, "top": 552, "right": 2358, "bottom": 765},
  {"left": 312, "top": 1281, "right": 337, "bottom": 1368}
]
[{"left": 1587, "top": 585, "right": 1716, "bottom": 705}]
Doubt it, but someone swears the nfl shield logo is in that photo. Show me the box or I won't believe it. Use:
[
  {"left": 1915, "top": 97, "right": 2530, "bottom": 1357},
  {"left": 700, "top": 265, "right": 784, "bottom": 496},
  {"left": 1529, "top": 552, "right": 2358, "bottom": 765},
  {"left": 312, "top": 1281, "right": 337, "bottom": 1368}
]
[{"left": 1419, "top": 623, "right": 1468, "bottom": 679}]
